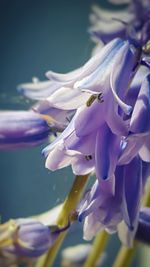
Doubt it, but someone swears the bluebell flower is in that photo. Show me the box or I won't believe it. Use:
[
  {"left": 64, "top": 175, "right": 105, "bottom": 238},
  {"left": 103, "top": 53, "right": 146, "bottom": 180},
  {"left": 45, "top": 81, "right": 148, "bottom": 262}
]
[
  {"left": 43, "top": 38, "right": 141, "bottom": 179},
  {"left": 75, "top": 70, "right": 150, "bottom": 245},
  {"left": 89, "top": 4, "right": 133, "bottom": 44},
  {"left": 89, "top": 0, "right": 150, "bottom": 52},
  {"left": 118, "top": 73, "right": 150, "bottom": 165},
  {"left": 43, "top": 113, "right": 95, "bottom": 175},
  {"left": 41, "top": 34, "right": 150, "bottom": 247},
  {"left": 0, "top": 110, "right": 50, "bottom": 149},
  {"left": 0, "top": 217, "right": 69, "bottom": 265},
  {"left": 78, "top": 162, "right": 150, "bottom": 246},
  {"left": 18, "top": 38, "right": 138, "bottom": 114},
  {"left": 3, "top": 219, "right": 53, "bottom": 257},
  {"left": 78, "top": 157, "right": 144, "bottom": 242},
  {"left": 0, "top": 106, "right": 68, "bottom": 150}
]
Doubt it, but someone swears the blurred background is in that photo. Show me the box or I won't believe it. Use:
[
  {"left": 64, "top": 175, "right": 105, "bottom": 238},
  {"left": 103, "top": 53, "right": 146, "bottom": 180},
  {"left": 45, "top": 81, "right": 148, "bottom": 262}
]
[{"left": 0, "top": 0, "right": 149, "bottom": 266}]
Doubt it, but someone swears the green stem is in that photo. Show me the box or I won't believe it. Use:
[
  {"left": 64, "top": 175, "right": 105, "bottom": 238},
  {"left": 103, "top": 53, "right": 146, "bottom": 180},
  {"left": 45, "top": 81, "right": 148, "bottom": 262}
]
[
  {"left": 112, "top": 177, "right": 150, "bottom": 267},
  {"left": 142, "top": 178, "right": 150, "bottom": 207},
  {"left": 83, "top": 231, "right": 109, "bottom": 267},
  {"left": 112, "top": 242, "right": 138, "bottom": 267},
  {"left": 35, "top": 174, "right": 89, "bottom": 267}
]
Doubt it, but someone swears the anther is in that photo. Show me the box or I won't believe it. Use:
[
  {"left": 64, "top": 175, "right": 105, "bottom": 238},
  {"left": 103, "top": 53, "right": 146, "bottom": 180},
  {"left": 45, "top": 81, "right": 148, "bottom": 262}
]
[
  {"left": 143, "top": 40, "right": 150, "bottom": 54},
  {"left": 86, "top": 95, "right": 97, "bottom": 107},
  {"left": 85, "top": 155, "right": 92, "bottom": 161},
  {"left": 86, "top": 93, "right": 104, "bottom": 107},
  {"left": 97, "top": 92, "right": 104, "bottom": 103}
]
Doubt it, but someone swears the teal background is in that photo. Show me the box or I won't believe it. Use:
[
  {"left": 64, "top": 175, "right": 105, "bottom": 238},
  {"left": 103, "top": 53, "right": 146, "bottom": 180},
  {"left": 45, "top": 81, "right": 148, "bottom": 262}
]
[{"left": 0, "top": 0, "right": 149, "bottom": 266}]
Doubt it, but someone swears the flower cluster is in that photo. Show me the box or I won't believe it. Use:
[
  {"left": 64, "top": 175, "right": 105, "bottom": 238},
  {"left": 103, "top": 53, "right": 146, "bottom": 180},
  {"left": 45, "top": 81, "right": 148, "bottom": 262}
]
[
  {"left": 10, "top": 0, "right": 150, "bottom": 248},
  {"left": 1, "top": 0, "right": 150, "bottom": 266},
  {"left": 19, "top": 0, "right": 150, "bottom": 247}
]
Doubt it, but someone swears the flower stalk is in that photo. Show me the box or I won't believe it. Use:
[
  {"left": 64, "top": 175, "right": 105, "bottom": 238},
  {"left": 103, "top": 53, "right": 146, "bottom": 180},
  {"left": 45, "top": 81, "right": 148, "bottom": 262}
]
[
  {"left": 112, "top": 242, "right": 138, "bottom": 267},
  {"left": 83, "top": 230, "right": 109, "bottom": 267},
  {"left": 36, "top": 174, "right": 89, "bottom": 267}
]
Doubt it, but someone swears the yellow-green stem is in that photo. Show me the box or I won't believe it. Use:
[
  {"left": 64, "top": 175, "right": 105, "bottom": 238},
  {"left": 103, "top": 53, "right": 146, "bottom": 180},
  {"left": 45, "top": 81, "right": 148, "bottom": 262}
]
[
  {"left": 112, "top": 242, "right": 138, "bottom": 267},
  {"left": 142, "top": 178, "right": 150, "bottom": 207},
  {"left": 83, "top": 231, "right": 109, "bottom": 267},
  {"left": 36, "top": 174, "right": 89, "bottom": 267},
  {"left": 113, "top": 177, "right": 150, "bottom": 267}
]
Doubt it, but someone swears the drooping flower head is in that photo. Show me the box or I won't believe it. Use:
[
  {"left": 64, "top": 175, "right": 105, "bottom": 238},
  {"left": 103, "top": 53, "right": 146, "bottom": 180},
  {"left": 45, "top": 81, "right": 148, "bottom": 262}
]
[
  {"left": 40, "top": 32, "right": 150, "bottom": 245},
  {"left": 15, "top": 0, "right": 150, "bottom": 247}
]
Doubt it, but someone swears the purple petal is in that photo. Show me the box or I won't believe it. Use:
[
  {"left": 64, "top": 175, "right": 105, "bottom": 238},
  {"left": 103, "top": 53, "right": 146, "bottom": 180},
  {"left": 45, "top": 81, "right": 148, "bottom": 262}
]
[
  {"left": 129, "top": 66, "right": 150, "bottom": 93},
  {"left": 110, "top": 41, "right": 137, "bottom": 115},
  {"left": 130, "top": 74, "right": 150, "bottom": 133},
  {"left": 4, "top": 218, "right": 52, "bottom": 257},
  {"left": 0, "top": 111, "right": 50, "bottom": 150},
  {"left": 89, "top": 5, "right": 128, "bottom": 43},
  {"left": 46, "top": 67, "right": 82, "bottom": 83},
  {"left": 118, "top": 134, "right": 144, "bottom": 165},
  {"left": 90, "top": 5, "right": 132, "bottom": 23},
  {"left": 45, "top": 143, "right": 74, "bottom": 171},
  {"left": 95, "top": 124, "right": 121, "bottom": 181},
  {"left": 32, "top": 101, "right": 72, "bottom": 125},
  {"left": 105, "top": 91, "right": 129, "bottom": 135},
  {"left": 18, "top": 79, "right": 60, "bottom": 100},
  {"left": 139, "top": 135, "right": 150, "bottom": 162},
  {"left": 47, "top": 39, "right": 123, "bottom": 87},
  {"left": 46, "top": 87, "right": 89, "bottom": 110},
  {"left": 75, "top": 101, "right": 105, "bottom": 137},
  {"left": 72, "top": 154, "right": 95, "bottom": 175},
  {"left": 74, "top": 38, "right": 124, "bottom": 91},
  {"left": 64, "top": 130, "right": 96, "bottom": 155},
  {"left": 78, "top": 180, "right": 103, "bottom": 221},
  {"left": 89, "top": 4, "right": 130, "bottom": 44},
  {"left": 90, "top": 27, "right": 125, "bottom": 45},
  {"left": 122, "top": 156, "right": 142, "bottom": 230},
  {"left": 42, "top": 112, "right": 76, "bottom": 157},
  {"left": 83, "top": 213, "right": 104, "bottom": 240}
]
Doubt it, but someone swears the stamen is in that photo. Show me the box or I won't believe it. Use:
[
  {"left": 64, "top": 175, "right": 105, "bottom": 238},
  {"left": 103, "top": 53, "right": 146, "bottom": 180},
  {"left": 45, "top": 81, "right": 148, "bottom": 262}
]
[
  {"left": 86, "top": 93, "right": 104, "bottom": 107},
  {"left": 97, "top": 93, "right": 104, "bottom": 103},
  {"left": 143, "top": 40, "right": 150, "bottom": 54},
  {"left": 85, "top": 155, "right": 92, "bottom": 161},
  {"left": 40, "top": 114, "right": 56, "bottom": 125},
  {"left": 86, "top": 95, "right": 97, "bottom": 107}
]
